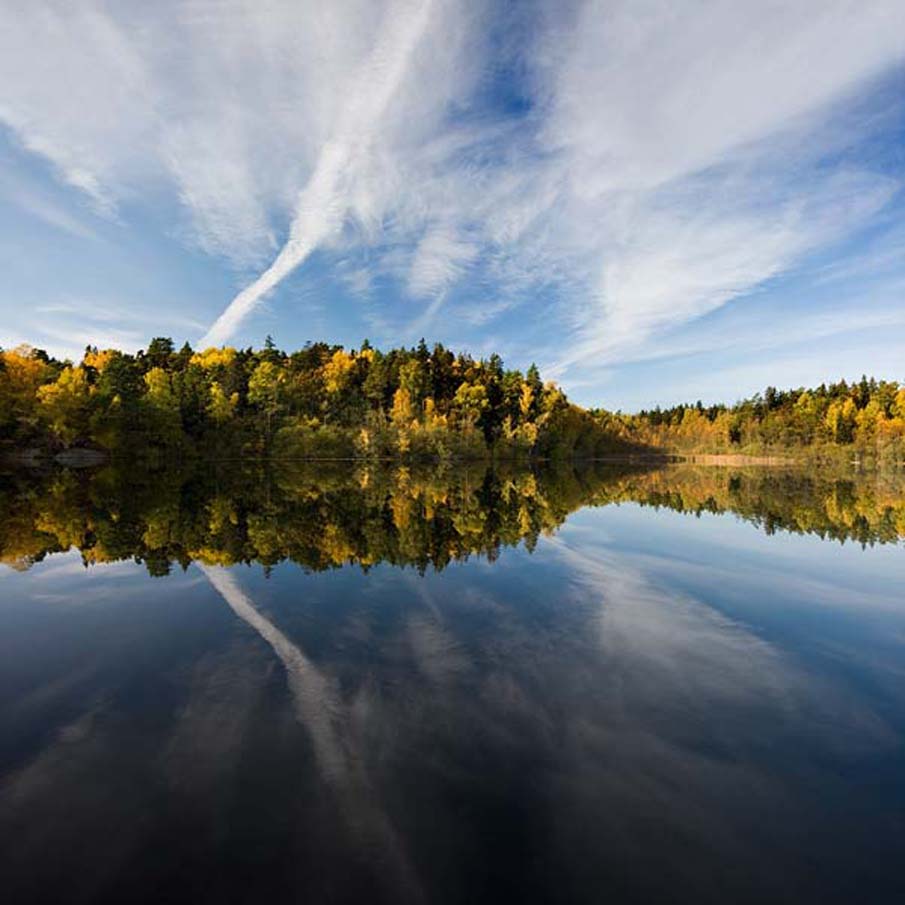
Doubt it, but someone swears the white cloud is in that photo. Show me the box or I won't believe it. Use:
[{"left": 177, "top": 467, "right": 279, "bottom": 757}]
[
  {"left": 526, "top": 0, "right": 905, "bottom": 374},
  {"left": 553, "top": 168, "right": 900, "bottom": 371},
  {"left": 18, "top": 299, "right": 205, "bottom": 361},
  {"left": 536, "top": 1, "right": 905, "bottom": 194},
  {"left": 0, "top": 0, "right": 902, "bottom": 366},
  {"left": 0, "top": 163, "right": 102, "bottom": 241},
  {"left": 407, "top": 227, "right": 479, "bottom": 297}
]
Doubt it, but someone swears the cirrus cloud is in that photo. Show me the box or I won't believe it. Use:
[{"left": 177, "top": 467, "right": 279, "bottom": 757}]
[{"left": 0, "top": 0, "right": 903, "bottom": 397}]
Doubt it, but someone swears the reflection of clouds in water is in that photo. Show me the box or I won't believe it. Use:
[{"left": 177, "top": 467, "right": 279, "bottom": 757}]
[
  {"left": 3, "top": 549, "right": 136, "bottom": 583},
  {"left": 406, "top": 581, "right": 470, "bottom": 687},
  {"left": 0, "top": 549, "right": 85, "bottom": 577},
  {"left": 56, "top": 707, "right": 99, "bottom": 744},
  {"left": 407, "top": 614, "right": 470, "bottom": 685},
  {"left": 630, "top": 547, "right": 905, "bottom": 615},
  {"left": 201, "top": 565, "right": 348, "bottom": 782},
  {"left": 0, "top": 696, "right": 148, "bottom": 899},
  {"left": 545, "top": 535, "right": 898, "bottom": 754},
  {"left": 163, "top": 637, "right": 271, "bottom": 800},
  {"left": 4, "top": 521, "right": 903, "bottom": 902},
  {"left": 621, "top": 545, "right": 905, "bottom": 692},
  {"left": 514, "top": 535, "right": 901, "bottom": 897},
  {"left": 200, "top": 564, "right": 425, "bottom": 903}
]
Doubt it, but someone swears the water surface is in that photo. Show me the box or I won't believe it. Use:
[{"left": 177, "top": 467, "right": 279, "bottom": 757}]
[{"left": 1, "top": 462, "right": 904, "bottom": 904}]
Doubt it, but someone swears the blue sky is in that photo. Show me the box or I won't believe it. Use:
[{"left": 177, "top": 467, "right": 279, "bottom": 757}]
[{"left": 1, "top": 0, "right": 903, "bottom": 410}]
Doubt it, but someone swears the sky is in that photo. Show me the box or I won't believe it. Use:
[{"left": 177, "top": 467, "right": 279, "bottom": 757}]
[{"left": 1, "top": 0, "right": 903, "bottom": 410}]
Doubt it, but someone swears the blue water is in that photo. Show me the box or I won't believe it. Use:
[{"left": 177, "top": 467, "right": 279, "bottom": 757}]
[{"left": 1, "top": 468, "right": 903, "bottom": 904}]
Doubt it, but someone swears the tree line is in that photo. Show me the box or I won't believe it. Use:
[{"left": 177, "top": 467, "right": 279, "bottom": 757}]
[
  {"left": 592, "top": 377, "right": 905, "bottom": 463},
  {"left": 0, "top": 338, "right": 637, "bottom": 461},
  {"left": 3, "top": 338, "right": 901, "bottom": 462}
]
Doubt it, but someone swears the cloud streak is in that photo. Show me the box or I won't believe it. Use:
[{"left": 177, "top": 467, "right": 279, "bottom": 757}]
[
  {"left": 1, "top": 1, "right": 903, "bottom": 394},
  {"left": 200, "top": 0, "right": 438, "bottom": 346}
]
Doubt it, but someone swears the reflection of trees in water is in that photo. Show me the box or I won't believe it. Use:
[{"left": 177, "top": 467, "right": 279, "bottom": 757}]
[
  {"left": 588, "top": 466, "right": 905, "bottom": 546},
  {"left": 1, "top": 462, "right": 903, "bottom": 572}
]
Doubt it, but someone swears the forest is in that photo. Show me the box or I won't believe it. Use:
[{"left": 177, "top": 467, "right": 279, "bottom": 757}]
[
  {"left": 0, "top": 338, "right": 635, "bottom": 461},
  {"left": 1, "top": 338, "right": 902, "bottom": 463},
  {"left": 594, "top": 377, "right": 905, "bottom": 463}
]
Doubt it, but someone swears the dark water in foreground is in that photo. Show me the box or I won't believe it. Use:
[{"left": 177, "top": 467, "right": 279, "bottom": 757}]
[{"left": 1, "top": 462, "right": 904, "bottom": 904}]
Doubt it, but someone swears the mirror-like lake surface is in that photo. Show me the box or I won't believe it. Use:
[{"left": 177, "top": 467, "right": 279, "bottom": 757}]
[{"left": 1, "top": 462, "right": 904, "bottom": 904}]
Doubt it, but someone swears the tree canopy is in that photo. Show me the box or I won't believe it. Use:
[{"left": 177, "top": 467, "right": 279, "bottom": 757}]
[
  {"left": 592, "top": 377, "right": 905, "bottom": 464},
  {"left": 0, "top": 339, "right": 634, "bottom": 461},
  {"left": 2, "top": 339, "right": 901, "bottom": 463}
]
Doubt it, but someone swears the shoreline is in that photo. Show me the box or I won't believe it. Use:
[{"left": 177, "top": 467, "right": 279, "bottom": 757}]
[
  {"left": 668, "top": 453, "right": 797, "bottom": 466},
  {"left": 5, "top": 448, "right": 902, "bottom": 471}
]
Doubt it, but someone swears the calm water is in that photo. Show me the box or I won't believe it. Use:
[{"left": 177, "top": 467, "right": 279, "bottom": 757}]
[{"left": 1, "top": 462, "right": 904, "bottom": 904}]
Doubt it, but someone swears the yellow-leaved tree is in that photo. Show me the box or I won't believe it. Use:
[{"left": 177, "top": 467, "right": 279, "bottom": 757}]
[
  {"left": 208, "top": 382, "right": 238, "bottom": 425},
  {"left": 37, "top": 367, "right": 90, "bottom": 445}
]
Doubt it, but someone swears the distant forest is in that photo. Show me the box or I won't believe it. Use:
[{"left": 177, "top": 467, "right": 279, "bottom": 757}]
[
  {"left": 1, "top": 339, "right": 902, "bottom": 462},
  {"left": 601, "top": 377, "right": 905, "bottom": 462}
]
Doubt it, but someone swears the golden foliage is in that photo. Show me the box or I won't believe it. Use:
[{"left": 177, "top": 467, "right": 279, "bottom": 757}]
[{"left": 191, "top": 347, "right": 237, "bottom": 369}]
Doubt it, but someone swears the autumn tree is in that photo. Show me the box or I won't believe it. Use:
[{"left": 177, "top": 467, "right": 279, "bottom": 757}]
[{"left": 37, "top": 366, "right": 90, "bottom": 445}]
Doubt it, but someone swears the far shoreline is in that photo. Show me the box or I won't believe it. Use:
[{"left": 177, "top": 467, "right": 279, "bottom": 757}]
[{"left": 0, "top": 448, "right": 806, "bottom": 469}]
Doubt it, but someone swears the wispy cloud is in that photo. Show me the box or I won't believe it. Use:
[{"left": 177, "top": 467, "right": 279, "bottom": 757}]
[
  {"left": 0, "top": 181, "right": 101, "bottom": 242},
  {"left": 20, "top": 300, "right": 203, "bottom": 361},
  {"left": 550, "top": 168, "right": 900, "bottom": 373},
  {"left": 0, "top": 1, "right": 902, "bottom": 388},
  {"left": 199, "top": 0, "right": 444, "bottom": 345}
]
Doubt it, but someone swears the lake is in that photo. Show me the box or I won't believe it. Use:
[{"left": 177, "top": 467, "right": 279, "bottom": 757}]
[{"left": 1, "top": 461, "right": 904, "bottom": 904}]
